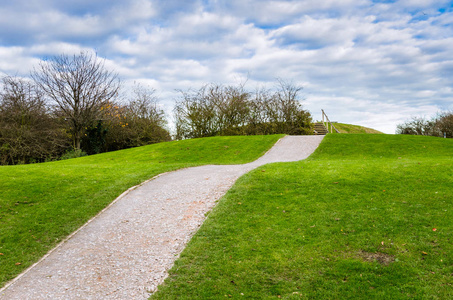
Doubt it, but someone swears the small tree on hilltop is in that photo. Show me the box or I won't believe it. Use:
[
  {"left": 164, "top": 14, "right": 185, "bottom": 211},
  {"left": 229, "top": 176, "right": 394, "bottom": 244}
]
[
  {"left": 126, "top": 84, "right": 171, "bottom": 144},
  {"left": 173, "top": 80, "right": 312, "bottom": 139},
  {"left": 32, "top": 51, "right": 120, "bottom": 150},
  {"left": 435, "top": 111, "right": 453, "bottom": 138},
  {"left": 271, "top": 80, "right": 312, "bottom": 135},
  {"left": 396, "top": 116, "right": 437, "bottom": 136},
  {"left": 99, "top": 85, "right": 171, "bottom": 152}
]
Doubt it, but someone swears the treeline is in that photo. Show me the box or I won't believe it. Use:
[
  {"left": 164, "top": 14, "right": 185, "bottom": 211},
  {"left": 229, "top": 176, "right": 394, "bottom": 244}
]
[
  {"left": 396, "top": 112, "right": 453, "bottom": 138},
  {"left": 0, "top": 76, "right": 170, "bottom": 165},
  {"left": 0, "top": 52, "right": 170, "bottom": 165},
  {"left": 0, "top": 51, "right": 313, "bottom": 165},
  {"left": 174, "top": 81, "right": 312, "bottom": 139},
  {"left": 0, "top": 76, "right": 68, "bottom": 164}
]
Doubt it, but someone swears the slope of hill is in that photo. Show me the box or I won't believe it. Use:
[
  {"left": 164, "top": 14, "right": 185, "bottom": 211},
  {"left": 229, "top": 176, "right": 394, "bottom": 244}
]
[
  {"left": 333, "top": 123, "right": 383, "bottom": 134},
  {"left": 154, "top": 134, "right": 453, "bottom": 299},
  {"left": 0, "top": 135, "right": 283, "bottom": 287}
]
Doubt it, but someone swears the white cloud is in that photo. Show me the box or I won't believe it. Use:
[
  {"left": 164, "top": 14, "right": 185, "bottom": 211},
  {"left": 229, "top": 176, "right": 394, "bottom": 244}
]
[
  {"left": 0, "top": 47, "right": 40, "bottom": 75},
  {"left": 211, "top": 0, "right": 371, "bottom": 25},
  {"left": 0, "top": 0, "right": 155, "bottom": 46},
  {"left": 397, "top": 0, "right": 450, "bottom": 10},
  {"left": 0, "top": 0, "right": 452, "bottom": 134},
  {"left": 28, "top": 43, "right": 89, "bottom": 57}
]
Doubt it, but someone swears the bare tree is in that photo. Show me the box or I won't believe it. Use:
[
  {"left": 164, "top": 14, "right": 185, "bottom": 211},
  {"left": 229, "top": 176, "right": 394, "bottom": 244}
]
[
  {"left": 272, "top": 79, "right": 312, "bottom": 135},
  {"left": 174, "top": 85, "right": 218, "bottom": 139},
  {"left": 212, "top": 84, "right": 250, "bottom": 135},
  {"left": 435, "top": 111, "right": 453, "bottom": 138},
  {"left": 127, "top": 84, "right": 167, "bottom": 127},
  {"left": 32, "top": 51, "right": 120, "bottom": 150},
  {"left": 0, "top": 76, "right": 68, "bottom": 164},
  {"left": 396, "top": 116, "right": 436, "bottom": 136},
  {"left": 119, "top": 84, "right": 170, "bottom": 147},
  {"left": 94, "top": 85, "right": 170, "bottom": 152},
  {"left": 173, "top": 80, "right": 312, "bottom": 139}
]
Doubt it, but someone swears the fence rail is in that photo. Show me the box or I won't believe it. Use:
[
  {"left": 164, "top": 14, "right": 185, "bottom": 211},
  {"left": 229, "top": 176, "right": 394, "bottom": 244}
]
[{"left": 322, "top": 109, "right": 340, "bottom": 134}]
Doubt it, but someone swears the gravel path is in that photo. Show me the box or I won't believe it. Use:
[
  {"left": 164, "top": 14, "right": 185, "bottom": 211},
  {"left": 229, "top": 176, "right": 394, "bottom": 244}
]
[{"left": 0, "top": 135, "right": 324, "bottom": 300}]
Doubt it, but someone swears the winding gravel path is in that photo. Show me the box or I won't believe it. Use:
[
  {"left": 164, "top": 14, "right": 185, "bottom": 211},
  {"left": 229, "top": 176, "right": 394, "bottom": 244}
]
[{"left": 0, "top": 135, "right": 324, "bottom": 300}]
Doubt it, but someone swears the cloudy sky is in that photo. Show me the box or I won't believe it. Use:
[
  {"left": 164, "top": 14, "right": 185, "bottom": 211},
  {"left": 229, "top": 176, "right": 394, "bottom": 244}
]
[{"left": 1, "top": 0, "right": 452, "bottom": 133}]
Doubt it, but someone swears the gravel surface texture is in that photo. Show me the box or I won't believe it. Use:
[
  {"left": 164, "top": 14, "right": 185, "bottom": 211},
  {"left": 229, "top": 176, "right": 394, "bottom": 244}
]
[{"left": 0, "top": 135, "right": 324, "bottom": 300}]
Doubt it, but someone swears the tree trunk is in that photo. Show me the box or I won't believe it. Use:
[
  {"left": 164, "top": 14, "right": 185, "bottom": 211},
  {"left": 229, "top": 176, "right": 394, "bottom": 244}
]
[{"left": 74, "top": 132, "right": 81, "bottom": 150}]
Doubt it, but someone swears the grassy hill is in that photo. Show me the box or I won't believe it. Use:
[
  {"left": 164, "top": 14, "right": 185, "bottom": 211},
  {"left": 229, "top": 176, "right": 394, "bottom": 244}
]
[
  {"left": 153, "top": 134, "right": 453, "bottom": 299},
  {"left": 0, "top": 135, "right": 283, "bottom": 287},
  {"left": 332, "top": 123, "right": 383, "bottom": 134}
]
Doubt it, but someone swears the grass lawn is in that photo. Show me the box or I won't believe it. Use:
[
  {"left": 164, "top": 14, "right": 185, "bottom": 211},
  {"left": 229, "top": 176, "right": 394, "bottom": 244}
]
[
  {"left": 152, "top": 134, "right": 453, "bottom": 299},
  {"left": 332, "top": 123, "right": 383, "bottom": 134},
  {"left": 0, "top": 134, "right": 283, "bottom": 287}
]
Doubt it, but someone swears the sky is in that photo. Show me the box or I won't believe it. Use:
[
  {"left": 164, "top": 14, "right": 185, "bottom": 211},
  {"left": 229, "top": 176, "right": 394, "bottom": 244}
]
[{"left": 1, "top": 0, "right": 452, "bottom": 134}]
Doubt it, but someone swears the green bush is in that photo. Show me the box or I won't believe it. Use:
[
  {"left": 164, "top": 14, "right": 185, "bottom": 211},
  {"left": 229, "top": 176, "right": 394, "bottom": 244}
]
[{"left": 59, "top": 149, "right": 87, "bottom": 160}]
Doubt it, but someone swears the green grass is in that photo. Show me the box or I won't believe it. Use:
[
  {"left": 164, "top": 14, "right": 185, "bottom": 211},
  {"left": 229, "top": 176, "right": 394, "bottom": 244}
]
[
  {"left": 0, "top": 135, "right": 283, "bottom": 287},
  {"left": 152, "top": 134, "right": 453, "bottom": 299},
  {"left": 332, "top": 123, "right": 383, "bottom": 134}
]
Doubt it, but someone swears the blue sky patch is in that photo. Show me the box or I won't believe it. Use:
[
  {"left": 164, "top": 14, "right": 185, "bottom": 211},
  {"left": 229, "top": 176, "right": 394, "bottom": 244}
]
[{"left": 0, "top": 0, "right": 452, "bottom": 133}]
